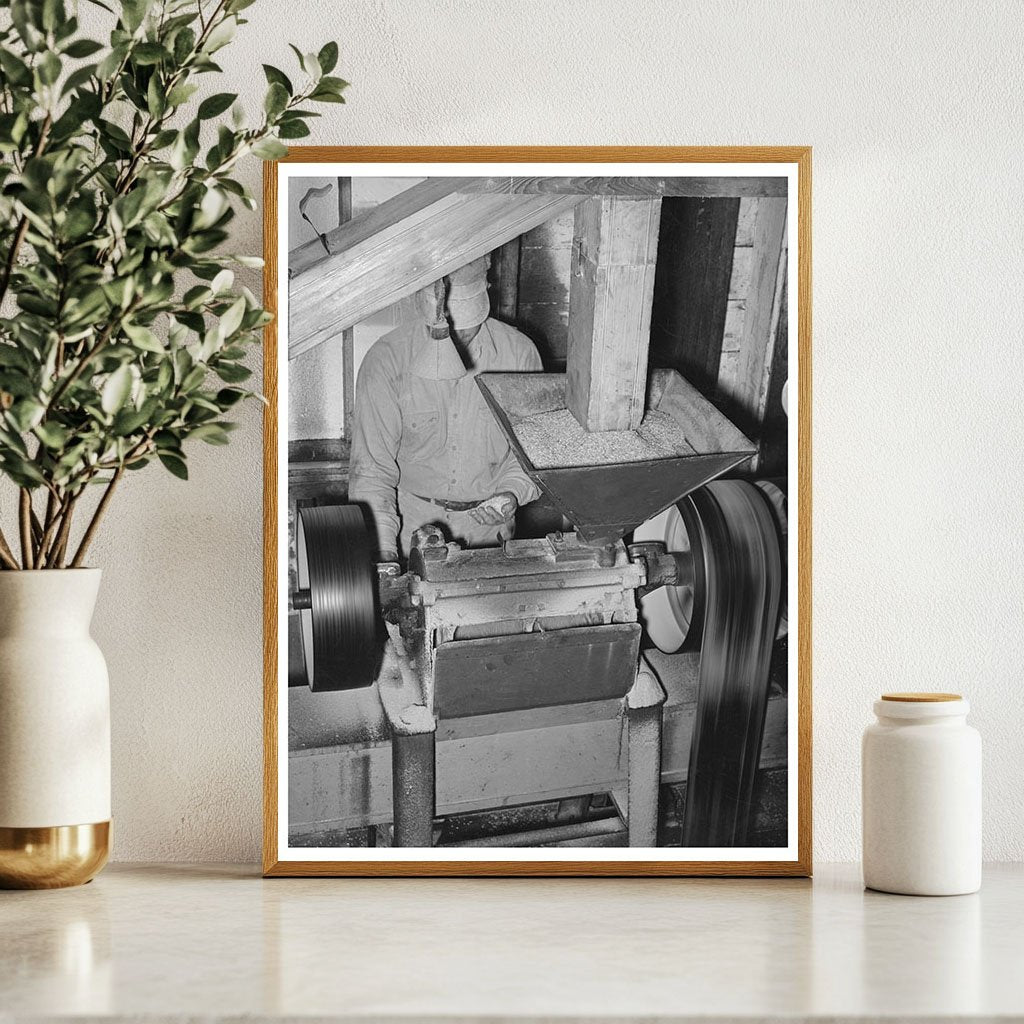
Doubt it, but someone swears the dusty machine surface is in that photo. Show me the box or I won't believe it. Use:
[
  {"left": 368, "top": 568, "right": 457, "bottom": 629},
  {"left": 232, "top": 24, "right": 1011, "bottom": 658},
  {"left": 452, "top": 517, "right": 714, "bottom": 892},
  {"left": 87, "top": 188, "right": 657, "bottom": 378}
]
[{"left": 288, "top": 367, "right": 785, "bottom": 849}]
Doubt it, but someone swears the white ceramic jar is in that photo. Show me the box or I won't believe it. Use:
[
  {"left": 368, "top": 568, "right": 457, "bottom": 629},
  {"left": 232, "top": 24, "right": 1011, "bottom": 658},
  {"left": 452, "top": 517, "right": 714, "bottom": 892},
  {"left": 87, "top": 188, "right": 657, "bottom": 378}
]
[{"left": 862, "top": 693, "right": 981, "bottom": 895}]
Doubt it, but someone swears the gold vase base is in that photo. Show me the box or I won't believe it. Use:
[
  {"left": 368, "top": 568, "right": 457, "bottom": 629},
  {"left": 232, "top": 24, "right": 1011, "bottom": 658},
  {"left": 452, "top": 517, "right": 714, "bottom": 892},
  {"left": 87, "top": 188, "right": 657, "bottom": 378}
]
[{"left": 0, "top": 821, "right": 110, "bottom": 889}]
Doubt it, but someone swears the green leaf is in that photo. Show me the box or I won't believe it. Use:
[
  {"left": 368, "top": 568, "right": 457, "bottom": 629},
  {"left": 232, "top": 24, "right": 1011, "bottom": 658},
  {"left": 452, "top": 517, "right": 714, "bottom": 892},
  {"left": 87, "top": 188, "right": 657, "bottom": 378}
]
[
  {"left": 132, "top": 42, "right": 168, "bottom": 66},
  {"left": 251, "top": 137, "right": 287, "bottom": 160},
  {"left": 264, "top": 81, "right": 288, "bottom": 117},
  {"left": 262, "top": 64, "right": 292, "bottom": 94},
  {"left": 61, "top": 63, "right": 97, "bottom": 96},
  {"left": 0, "top": 49, "right": 33, "bottom": 86},
  {"left": 112, "top": 405, "right": 152, "bottom": 435},
  {"left": 218, "top": 296, "right": 246, "bottom": 339},
  {"left": 278, "top": 120, "right": 310, "bottom": 139},
  {"left": 63, "top": 38, "right": 104, "bottom": 58},
  {"left": 121, "top": 0, "right": 151, "bottom": 33},
  {"left": 158, "top": 452, "right": 188, "bottom": 479},
  {"left": 210, "top": 268, "right": 233, "bottom": 294},
  {"left": 216, "top": 388, "right": 247, "bottom": 408},
  {"left": 9, "top": 399, "right": 45, "bottom": 432},
  {"left": 203, "top": 16, "right": 236, "bottom": 53},
  {"left": 318, "top": 75, "right": 349, "bottom": 93},
  {"left": 38, "top": 51, "right": 62, "bottom": 86},
  {"left": 101, "top": 365, "right": 133, "bottom": 415},
  {"left": 123, "top": 322, "right": 164, "bottom": 353},
  {"left": 181, "top": 364, "right": 206, "bottom": 391},
  {"left": 166, "top": 82, "right": 199, "bottom": 107},
  {"left": 214, "top": 362, "right": 251, "bottom": 384},
  {"left": 317, "top": 41, "right": 339, "bottom": 75},
  {"left": 96, "top": 43, "right": 127, "bottom": 81},
  {"left": 34, "top": 421, "right": 70, "bottom": 449},
  {"left": 189, "top": 422, "right": 230, "bottom": 445},
  {"left": 309, "top": 87, "right": 346, "bottom": 104},
  {"left": 198, "top": 91, "right": 237, "bottom": 119},
  {"left": 172, "top": 27, "right": 196, "bottom": 65},
  {"left": 10, "top": 1, "right": 44, "bottom": 51},
  {"left": 299, "top": 51, "right": 321, "bottom": 80}
]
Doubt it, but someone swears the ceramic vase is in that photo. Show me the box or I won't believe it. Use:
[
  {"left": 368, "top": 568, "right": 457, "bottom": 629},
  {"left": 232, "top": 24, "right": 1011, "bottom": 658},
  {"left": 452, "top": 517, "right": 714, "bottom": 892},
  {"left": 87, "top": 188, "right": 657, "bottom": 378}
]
[
  {"left": 0, "top": 569, "right": 110, "bottom": 888},
  {"left": 862, "top": 692, "right": 981, "bottom": 896}
]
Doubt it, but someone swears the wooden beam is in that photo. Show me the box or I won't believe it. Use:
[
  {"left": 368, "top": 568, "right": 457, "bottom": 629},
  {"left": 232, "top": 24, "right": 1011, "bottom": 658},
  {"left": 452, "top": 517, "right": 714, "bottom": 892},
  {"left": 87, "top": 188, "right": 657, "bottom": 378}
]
[
  {"left": 565, "top": 196, "right": 661, "bottom": 431},
  {"left": 461, "top": 176, "right": 787, "bottom": 198},
  {"left": 289, "top": 189, "right": 583, "bottom": 359}
]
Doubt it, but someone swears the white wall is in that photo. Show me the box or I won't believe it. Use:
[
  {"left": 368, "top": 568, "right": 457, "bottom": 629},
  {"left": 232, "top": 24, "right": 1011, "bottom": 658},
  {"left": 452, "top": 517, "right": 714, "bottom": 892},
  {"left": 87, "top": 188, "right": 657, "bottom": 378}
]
[{"left": 55, "top": 0, "right": 1024, "bottom": 862}]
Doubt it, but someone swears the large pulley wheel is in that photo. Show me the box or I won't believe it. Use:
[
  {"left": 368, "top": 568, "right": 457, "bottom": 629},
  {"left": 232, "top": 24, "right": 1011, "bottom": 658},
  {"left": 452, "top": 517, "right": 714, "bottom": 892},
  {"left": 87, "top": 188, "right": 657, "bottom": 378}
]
[
  {"left": 634, "top": 479, "right": 787, "bottom": 652},
  {"left": 295, "top": 504, "right": 379, "bottom": 692}
]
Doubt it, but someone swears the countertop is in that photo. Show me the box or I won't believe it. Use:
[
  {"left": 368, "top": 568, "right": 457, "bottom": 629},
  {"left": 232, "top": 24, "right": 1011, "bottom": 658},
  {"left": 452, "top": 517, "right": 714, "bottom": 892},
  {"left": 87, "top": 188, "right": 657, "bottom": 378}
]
[{"left": 2, "top": 863, "right": 1022, "bottom": 1022}]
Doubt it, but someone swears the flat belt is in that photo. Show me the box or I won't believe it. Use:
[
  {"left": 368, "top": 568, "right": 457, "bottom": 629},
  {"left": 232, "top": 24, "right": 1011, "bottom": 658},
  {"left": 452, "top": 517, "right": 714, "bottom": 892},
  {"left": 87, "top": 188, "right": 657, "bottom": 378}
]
[{"left": 409, "top": 492, "right": 485, "bottom": 512}]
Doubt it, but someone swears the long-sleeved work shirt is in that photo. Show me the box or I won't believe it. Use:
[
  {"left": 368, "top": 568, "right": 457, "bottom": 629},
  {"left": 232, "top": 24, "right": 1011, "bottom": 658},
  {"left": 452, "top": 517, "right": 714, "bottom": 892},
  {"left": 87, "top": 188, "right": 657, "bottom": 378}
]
[{"left": 348, "top": 318, "right": 542, "bottom": 554}]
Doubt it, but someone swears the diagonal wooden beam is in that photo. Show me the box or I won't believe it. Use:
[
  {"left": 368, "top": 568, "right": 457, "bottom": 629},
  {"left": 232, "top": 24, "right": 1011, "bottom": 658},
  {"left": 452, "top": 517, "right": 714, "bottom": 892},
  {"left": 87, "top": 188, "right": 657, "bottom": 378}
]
[
  {"left": 290, "top": 177, "right": 477, "bottom": 279},
  {"left": 460, "top": 176, "right": 788, "bottom": 198},
  {"left": 289, "top": 187, "right": 584, "bottom": 359}
]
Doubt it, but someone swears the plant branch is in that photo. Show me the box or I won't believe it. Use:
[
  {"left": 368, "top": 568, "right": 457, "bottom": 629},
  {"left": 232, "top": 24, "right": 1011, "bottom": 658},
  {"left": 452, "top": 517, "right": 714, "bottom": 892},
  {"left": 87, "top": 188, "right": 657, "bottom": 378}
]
[
  {"left": 18, "top": 489, "right": 34, "bottom": 569},
  {"left": 45, "top": 491, "right": 79, "bottom": 569},
  {"left": 0, "top": 527, "right": 19, "bottom": 570},
  {"left": 70, "top": 465, "right": 124, "bottom": 568},
  {"left": 46, "top": 299, "right": 139, "bottom": 414}
]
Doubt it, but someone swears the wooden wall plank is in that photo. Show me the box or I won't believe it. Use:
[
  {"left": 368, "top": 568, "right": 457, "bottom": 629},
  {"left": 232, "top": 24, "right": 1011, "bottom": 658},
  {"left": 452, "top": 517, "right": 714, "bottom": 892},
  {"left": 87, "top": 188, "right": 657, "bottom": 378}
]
[
  {"left": 649, "top": 197, "right": 740, "bottom": 396},
  {"left": 718, "top": 198, "right": 788, "bottom": 439},
  {"left": 566, "top": 197, "right": 662, "bottom": 431},
  {"left": 515, "top": 208, "right": 574, "bottom": 366},
  {"left": 289, "top": 191, "right": 583, "bottom": 358},
  {"left": 756, "top": 264, "right": 789, "bottom": 476}
]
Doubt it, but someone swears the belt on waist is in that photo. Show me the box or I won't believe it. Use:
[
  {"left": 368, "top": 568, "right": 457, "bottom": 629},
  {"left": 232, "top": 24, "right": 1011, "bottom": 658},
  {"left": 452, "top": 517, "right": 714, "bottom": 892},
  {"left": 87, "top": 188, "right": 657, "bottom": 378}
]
[{"left": 408, "top": 492, "right": 485, "bottom": 512}]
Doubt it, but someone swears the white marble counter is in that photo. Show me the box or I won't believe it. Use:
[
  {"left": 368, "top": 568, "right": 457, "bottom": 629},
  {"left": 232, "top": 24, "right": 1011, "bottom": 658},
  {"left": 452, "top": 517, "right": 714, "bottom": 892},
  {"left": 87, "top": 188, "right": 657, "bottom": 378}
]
[{"left": 2, "top": 862, "right": 1022, "bottom": 1021}]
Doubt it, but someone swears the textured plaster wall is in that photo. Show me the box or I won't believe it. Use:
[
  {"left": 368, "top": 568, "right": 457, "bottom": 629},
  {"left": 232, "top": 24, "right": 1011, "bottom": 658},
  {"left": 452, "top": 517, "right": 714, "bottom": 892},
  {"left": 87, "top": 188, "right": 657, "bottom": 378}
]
[{"left": 58, "top": 0, "right": 1024, "bottom": 862}]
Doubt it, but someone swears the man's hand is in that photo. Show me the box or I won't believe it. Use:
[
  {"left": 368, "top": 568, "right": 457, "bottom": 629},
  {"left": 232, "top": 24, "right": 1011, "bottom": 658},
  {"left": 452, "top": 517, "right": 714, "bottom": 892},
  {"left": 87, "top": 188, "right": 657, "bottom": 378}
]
[{"left": 469, "top": 491, "right": 518, "bottom": 525}]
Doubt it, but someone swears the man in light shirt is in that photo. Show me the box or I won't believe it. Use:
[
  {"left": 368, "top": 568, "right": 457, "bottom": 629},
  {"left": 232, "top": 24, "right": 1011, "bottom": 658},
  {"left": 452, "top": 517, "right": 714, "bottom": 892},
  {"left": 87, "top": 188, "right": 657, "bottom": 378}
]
[{"left": 348, "top": 257, "right": 542, "bottom": 563}]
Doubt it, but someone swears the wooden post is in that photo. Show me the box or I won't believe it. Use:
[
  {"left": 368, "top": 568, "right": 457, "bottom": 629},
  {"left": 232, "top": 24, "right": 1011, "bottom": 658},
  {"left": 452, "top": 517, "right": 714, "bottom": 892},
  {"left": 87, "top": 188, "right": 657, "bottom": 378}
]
[
  {"left": 565, "top": 197, "right": 661, "bottom": 432},
  {"left": 492, "top": 237, "right": 520, "bottom": 324},
  {"left": 337, "top": 177, "right": 355, "bottom": 440}
]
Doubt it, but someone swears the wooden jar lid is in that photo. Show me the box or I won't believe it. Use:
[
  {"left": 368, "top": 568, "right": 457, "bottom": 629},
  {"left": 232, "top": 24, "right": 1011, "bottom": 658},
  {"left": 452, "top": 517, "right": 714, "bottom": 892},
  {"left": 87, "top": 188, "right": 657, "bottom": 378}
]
[{"left": 881, "top": 692, "right": 962, "bottom": 702}]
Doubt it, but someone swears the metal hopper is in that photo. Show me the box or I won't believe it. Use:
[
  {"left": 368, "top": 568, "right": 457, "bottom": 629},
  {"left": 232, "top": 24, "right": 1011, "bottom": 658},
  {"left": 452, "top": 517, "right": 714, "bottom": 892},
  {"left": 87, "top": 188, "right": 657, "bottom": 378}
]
[{"left": 476, "top": 368, "right": 756, "bottom": 546}]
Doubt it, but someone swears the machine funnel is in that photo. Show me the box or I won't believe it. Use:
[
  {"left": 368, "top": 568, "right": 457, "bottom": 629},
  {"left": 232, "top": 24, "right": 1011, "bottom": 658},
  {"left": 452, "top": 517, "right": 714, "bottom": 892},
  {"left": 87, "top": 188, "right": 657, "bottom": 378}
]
[{"left": 477, "top": 369, "right": 756, "bottom": 546}]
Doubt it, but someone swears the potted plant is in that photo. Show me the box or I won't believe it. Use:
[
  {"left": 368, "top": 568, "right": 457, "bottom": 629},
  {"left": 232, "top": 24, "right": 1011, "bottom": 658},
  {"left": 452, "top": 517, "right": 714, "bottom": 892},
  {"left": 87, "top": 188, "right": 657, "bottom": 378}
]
[{"left": 0, "top": 0, "right": 345, "bottom": 887}]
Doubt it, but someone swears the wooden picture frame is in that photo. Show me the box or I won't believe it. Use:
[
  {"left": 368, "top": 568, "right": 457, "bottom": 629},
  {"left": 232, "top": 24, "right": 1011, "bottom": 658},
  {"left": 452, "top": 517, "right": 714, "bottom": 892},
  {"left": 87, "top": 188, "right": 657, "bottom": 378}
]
[{"left": 263, "top": 147, "right": 812, "bottom": 877}]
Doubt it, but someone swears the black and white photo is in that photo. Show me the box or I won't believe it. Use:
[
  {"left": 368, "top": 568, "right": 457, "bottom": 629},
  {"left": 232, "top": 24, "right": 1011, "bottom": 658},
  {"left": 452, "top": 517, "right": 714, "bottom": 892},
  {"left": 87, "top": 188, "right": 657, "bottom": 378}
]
[{"left": 264, "top": 150, "right": 810, "bottom": 875}]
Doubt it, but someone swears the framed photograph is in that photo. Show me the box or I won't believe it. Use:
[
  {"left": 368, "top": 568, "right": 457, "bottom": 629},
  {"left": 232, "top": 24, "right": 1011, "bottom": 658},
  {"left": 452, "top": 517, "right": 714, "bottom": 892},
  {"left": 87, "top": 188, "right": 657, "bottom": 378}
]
[{"left": 263, "top": 147, "right": 811, "bottom": 876}]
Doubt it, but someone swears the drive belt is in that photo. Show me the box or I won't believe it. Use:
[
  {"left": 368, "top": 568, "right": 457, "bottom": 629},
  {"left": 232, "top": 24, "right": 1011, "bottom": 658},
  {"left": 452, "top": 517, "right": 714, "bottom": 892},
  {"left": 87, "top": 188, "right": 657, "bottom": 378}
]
[{"left": 678, "top": 480, "right": 783, "bottom": 847}]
